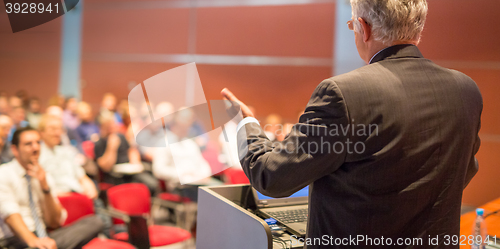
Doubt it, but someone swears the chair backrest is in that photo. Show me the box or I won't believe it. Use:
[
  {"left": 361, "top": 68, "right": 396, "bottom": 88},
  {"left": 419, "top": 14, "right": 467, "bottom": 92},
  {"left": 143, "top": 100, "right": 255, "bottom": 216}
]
[
  {"left": 107, "top": 183, "right": 151, "bottom": 225},
  {"left": 58, "top": 193, "right": 95, "bottom": 226},
  {"left": 225, "top": 168, "right": 250, "bottom": 184},
  {"left": 201, "top": 141, "right": 225, "bottom": 174},
  {"left": 81, "top": 140, "right": 95, "bottom": 159}
]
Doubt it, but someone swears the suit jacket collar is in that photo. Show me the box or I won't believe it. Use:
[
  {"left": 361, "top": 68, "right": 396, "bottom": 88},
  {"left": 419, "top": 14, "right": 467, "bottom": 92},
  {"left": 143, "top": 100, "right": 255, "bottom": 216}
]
[{"left": 369, "top": 44, "right": 424, "bottom": 64}]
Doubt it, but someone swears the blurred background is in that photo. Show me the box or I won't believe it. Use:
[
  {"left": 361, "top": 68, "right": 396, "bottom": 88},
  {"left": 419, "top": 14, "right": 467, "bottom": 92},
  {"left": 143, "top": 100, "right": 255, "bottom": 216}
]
[{"left": 0, "top": 0, "right": 499, "bottom": 208}]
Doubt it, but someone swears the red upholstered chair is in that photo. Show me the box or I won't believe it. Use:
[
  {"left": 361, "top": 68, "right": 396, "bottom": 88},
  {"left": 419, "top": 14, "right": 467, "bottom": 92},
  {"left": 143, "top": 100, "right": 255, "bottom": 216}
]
[
  {"left": 107, "top": 183, "right": 192, "bottom": 249},
  {"left": 81, "top": 141, "right": 95, "bottom": 160},
  {"left": 224, "top": 168, "right": 250, "bottom": 184},
  {"left": 152, "top": 180, "right": 196, "bottom": 233},
  {"left": 201, "top": 141, "right": 225, "bottom": 175},
  {"left": 58, "top": 193, "right": 94, "bottom": 226},
  {"left": 57, "top": 193, "right": 135, "bottom": 249}
]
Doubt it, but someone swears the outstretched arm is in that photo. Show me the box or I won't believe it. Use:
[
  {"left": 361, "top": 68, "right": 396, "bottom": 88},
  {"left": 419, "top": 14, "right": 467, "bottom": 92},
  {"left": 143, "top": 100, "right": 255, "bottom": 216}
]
[{"left": 221, "top": 80, "right": 350, "bottom": 197}]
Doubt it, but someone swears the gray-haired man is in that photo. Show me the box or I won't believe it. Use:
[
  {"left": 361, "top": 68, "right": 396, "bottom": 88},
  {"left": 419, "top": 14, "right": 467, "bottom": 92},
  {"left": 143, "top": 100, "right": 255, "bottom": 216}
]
[{"left": 223, "top": 0, "right": 482, "bottom": 248}]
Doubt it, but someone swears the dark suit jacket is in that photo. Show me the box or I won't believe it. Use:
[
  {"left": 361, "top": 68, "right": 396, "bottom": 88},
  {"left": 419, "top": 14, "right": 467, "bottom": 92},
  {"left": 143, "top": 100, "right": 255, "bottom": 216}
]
[{"left": 237, "top": 44, "right": 482, "bottom": 248}]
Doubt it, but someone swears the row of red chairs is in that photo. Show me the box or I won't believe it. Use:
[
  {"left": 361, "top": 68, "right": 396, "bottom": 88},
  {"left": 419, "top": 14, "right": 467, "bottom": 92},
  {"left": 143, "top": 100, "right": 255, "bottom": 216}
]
[
  {"left": 76, "top": 140, "right": 249, "bottom": 248},
  {"left": 60, "top": 183, "right": 192, "bottom": 249}
]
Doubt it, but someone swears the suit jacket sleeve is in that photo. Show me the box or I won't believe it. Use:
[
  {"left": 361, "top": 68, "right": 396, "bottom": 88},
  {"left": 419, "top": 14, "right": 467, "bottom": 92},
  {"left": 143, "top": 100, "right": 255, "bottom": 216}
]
[
  {"left": 237, "top": 79, "right": 350, "bottom": 198},
  {"left": 464, "top": 119, "right": 481, "bottom": 188}
]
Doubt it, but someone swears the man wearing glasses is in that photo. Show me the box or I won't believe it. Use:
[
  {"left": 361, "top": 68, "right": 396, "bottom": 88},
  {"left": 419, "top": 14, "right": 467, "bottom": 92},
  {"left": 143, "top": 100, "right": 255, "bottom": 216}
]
[{"left": 222, "top": 0, "right": 482, "bottom": 248}]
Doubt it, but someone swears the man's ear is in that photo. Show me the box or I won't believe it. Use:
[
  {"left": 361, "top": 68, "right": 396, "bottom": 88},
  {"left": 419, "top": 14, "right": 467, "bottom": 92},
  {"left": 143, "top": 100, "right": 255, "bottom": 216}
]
[{"left": 358, "top": 17, "right": 371, "bottom": 42}]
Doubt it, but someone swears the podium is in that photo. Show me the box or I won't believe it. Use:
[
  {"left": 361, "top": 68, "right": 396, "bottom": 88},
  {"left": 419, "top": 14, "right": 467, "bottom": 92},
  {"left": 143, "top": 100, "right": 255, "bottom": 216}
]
[{"left": 196, "top": 184, "right": 304, "bottom": 249}]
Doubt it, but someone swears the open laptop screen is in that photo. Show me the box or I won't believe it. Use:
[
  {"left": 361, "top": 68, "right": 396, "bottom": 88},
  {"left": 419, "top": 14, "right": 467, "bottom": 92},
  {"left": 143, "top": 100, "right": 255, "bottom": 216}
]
[
  {"left": 254, "top": 186, "right": 309, "bottom": 207},
  {"left": 256, "top": 186, "right": 309, "bottom": 200}
]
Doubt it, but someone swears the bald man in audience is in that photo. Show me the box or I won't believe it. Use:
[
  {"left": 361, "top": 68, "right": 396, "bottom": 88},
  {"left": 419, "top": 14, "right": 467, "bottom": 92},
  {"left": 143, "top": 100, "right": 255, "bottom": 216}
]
[
  {"left": 0, "top": 115, "right": 14, "bottom": 164},
  {"left": 38, "top": 115, "right": 97, "bottom": 199},
  {"left": 46, "top": 106, "right": 82, "bottom": 150}
]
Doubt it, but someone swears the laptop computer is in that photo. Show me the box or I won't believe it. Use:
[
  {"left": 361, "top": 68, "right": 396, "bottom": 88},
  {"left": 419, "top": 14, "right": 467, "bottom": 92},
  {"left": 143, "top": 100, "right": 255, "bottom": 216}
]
[{"left": 253, "top": 186, "right": 309, "bottom": 237}]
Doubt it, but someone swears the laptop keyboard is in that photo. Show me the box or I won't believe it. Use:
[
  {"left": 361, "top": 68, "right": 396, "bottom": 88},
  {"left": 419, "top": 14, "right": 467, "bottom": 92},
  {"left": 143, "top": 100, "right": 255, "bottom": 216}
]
[{"left": 267, "top": 208, "right": 308, "bottom": 223}]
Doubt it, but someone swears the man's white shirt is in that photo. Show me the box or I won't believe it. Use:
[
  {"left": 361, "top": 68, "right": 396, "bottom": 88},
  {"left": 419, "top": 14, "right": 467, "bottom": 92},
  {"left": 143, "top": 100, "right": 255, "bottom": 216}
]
[
  {"left": 0, "top": 159, "right": 67, "bottom": 239},
  {"left": 152, "top": 130, "right": 212, "bottom": 188},
  {"left": 39, "top": 143, "right": 86, "bottom": 194}
]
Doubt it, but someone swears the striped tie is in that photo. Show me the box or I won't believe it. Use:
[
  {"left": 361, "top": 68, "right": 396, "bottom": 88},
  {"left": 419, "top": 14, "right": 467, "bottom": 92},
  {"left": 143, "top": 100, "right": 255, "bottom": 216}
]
[{"left": 25, "top": 175, "right": 48, "bottom": 238}]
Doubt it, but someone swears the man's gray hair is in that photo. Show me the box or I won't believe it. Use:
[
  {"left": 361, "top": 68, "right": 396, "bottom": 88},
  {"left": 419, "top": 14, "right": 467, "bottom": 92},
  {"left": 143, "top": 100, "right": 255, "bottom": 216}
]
[{"left": 351, "top": 0, "right": 428, "bottom": 45}]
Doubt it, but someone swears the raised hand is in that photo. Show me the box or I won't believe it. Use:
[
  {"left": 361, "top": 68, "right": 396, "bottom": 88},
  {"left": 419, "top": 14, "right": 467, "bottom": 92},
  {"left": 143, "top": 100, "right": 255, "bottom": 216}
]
[{"left": 220, "top": 88, "right": 255, "bottom": 119}]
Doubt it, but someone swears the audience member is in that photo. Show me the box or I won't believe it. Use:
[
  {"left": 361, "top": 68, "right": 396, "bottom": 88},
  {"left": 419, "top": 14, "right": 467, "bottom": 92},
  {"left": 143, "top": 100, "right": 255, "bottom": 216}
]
[
  {"left": 15, "top": 90, "right": 29, "bottom": 110},
  {"left": 94, "top": 114, "right": 158, "bottom": 195},
  {"left": 137, "top": 102, "right": 174, "bottom": 162},
  {"left": 38, "top": 115, "right": 111, "bottom": 236},
  {"left": 7, "top": 106, "right": 28, "bottom": 142},
  {"left": 0, "top": 127, "right": 103, "bottom": 249},
  {"left": 97, "top": 93, "right": 123, "bottom": 126},
  {"left": 8, "top": 96, "right": 22, "bottom": 109},
  {"left": 38, "top": 115, "right": 97, "bottom": 199},
  {"left": 0, "top": 96, "right": 9, "bottom": 115},
  {"left": 47, "top": 95, "right": 65, "bottom": 108},
  {"left": 26, "top": 97, "right": 42, "bottom": 129},
  {"left": 117, "top": 99, "right": 130, "bottom": 128},
  {"left": 62, "top": 97, "right": 80, "bottom": 131},
  {"left": 76, "top": 102, "right": 100, "bottom": 142},
  {"left": 263, "top": 114, "right": 282, "bottom": 142},
  {"left": 46, "top": 106, "right": 82, "bottom": 149},
  {"left": 0, "top": 115, "right": 14, "bottom": 164},
  {"left": 153, "top": 108, "right": 222, "bottom": 201}
]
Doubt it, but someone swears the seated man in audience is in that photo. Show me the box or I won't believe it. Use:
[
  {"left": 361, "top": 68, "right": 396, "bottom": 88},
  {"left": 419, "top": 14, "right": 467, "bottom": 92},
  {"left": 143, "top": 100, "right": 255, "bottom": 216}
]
[
  {"left": 76, "top": 102, "right": 100, "bottom": 143},
  {"left": 38, "top": 115, "right": 97, "bottom": 199},
  {"left": 153, "top": 108, "right": 222, "bottom": 202},
  {"left": 8, "top": 96, "right": 22, "bottom": 110},
  {"left": 46, "top": 106, "right": 80, "bottom": 148},
  {"left": 0, "top": 115, "right": 14, "bottom": 164},
  {"left": 7, "top": 106, "right": 28, "bottom": 142},
  {"left": 0, "top": 127, "right": 103, "bottom": 249},
  {"left": 26, "top": 97, "right": 42, "bottom": 129},
  {"left": 46, "top": 105, "right": 98, "bottom": 180},
  {"left": 94, "top": 114, "right": 158, "bottom": 195},
  {"left": 96, "top": 93, "right": 123, "bottom": 126},
  {"left": 62, "top": 97, "right": 80, "bottom": 131},
  {"left": 0, "top": 96, "right": 9, "bottom": 115}
]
